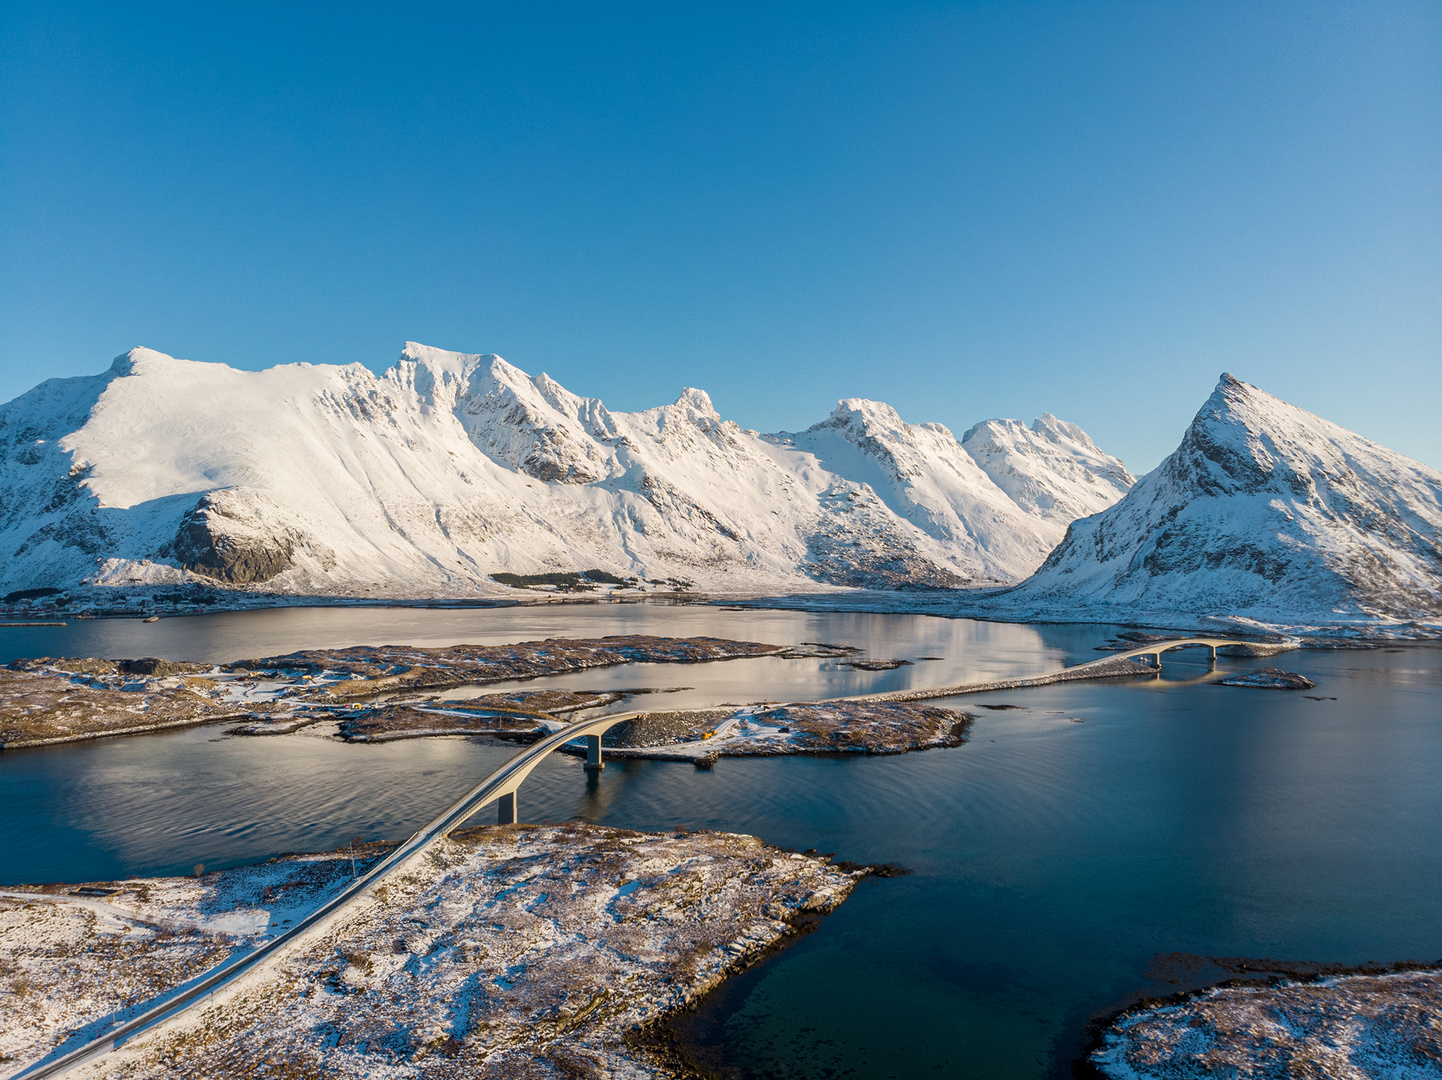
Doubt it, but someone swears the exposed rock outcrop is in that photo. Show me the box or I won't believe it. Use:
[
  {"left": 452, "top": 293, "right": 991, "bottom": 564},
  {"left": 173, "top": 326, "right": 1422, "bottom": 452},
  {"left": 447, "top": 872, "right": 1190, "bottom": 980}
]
[
  {"left": 1217, "top": 666, "right": 1316, "bottom": 689},
  {"left": 172, "top": 490, "right": 301, "bottom": 584}
]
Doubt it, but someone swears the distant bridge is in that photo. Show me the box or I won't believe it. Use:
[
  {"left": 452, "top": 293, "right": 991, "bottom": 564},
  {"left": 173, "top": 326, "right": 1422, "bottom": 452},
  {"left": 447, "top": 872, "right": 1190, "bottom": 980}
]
[
  {"left": 1102, "top": 637, "right": 1248, "bottom": 668},
  {"left": 849, "top": 636, "right": 1289, "bottom": 704}
]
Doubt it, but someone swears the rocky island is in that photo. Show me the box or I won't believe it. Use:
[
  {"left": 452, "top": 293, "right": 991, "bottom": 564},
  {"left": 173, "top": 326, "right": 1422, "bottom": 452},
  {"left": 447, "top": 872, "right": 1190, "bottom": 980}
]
[
  {"left": 0, "top": 636, "right": 849, "bottom": 749},
  {"left": 1090, "top": 967, "right": 1442, "bottom": 1078}
]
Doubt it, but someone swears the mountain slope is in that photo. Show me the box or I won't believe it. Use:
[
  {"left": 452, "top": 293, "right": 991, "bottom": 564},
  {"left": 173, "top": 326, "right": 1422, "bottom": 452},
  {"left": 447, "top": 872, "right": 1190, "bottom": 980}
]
[
  {"left": 1003, "top": 374, "right": 1442, "bottom": 625},
  {"left": 0, "top": 344, "right": 1133, "bottom": 599},
  {"left": 961, "top": 413, "right": 1134, "bottom": 525}
]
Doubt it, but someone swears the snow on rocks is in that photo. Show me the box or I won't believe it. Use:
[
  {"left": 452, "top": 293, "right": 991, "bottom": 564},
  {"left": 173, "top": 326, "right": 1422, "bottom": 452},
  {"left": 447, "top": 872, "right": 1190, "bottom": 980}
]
[
  {"left": 1216, "top": 666, "right": 1316, "bottom": 690},
  {"left": 0, "top": 663, "right": 264, "bottom": 749},
  {"left": 1090, "top": 969, "right": 1442, "bottom": 1079},
  {"left": 20, "top": 825, "right": 865, "bottom": 1079},
  {"left": 229, "top": 635, "right": 829, "bottom": 698},
  {"left": 0, "top": 343, "right": 1132, "bottom": 600},
  {"left": 1, "top": 636, "right": 840, "bottom": 747},
  {"left": 589, "top": 701, "right": 973, "bottom": 764},
  {"left": 0, "top": 853, "right": 365, "bottom": 1070},
  {"left": 960, "top": 412, "right": 1134, "bottom": 526}
]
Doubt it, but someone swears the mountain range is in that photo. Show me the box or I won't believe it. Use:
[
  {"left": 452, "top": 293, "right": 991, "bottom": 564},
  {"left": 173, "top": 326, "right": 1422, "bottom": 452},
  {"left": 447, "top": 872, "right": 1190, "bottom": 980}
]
[
  {"left": 0, "top": 344, "right": 1134, "bottom": 599},
  {"left": 6, "top": 346, "right": 1438, "bottom": 632}
]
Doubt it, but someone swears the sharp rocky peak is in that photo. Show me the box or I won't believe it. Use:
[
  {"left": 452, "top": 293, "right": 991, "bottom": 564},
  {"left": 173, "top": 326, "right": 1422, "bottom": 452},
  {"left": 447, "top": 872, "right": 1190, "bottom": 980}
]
[
  {"left": 829, "top": 398, "right": 906, "bottom": 426},
  {"left": 1165, "top": 372, "right": 1374, "bottom": 499},
  {"left": 672, "top": 387, "right": 717, "bottom": 416},
  {"left": 806, "top": 399, "right": 938, "bottom": 450},
  {"left": 1030, "top": 412, "right": 1096, "bottom": 450},
  {"left": 1009, "top": 372, "right": 1442, "bottom": 623}
]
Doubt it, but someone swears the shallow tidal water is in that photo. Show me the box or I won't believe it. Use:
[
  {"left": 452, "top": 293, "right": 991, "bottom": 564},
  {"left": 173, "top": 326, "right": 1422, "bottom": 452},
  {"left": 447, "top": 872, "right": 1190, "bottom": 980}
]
[{"left": 2, "top": 604, "right": 1441, "bottom": 1078}]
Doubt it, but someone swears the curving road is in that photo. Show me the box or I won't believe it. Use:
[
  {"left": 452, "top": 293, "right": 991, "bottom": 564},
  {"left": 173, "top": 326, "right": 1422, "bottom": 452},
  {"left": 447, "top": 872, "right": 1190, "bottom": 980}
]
[{"left": 9, "top": 711, "right": 643, "bottom": 1080}]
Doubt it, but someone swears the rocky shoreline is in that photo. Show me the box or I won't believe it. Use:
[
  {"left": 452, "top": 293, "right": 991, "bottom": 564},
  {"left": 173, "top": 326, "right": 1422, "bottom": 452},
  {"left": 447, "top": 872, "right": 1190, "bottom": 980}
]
[
  {"left": 5, "top": 631, "right": 1324, "bottom": 754},
  {"left": 1085, "top": 963, "right": 1442, "bottom": 1078},
  {"left": 0, "top": 636, "right": 851, "bottom": 750},
  {"left": 1, "top": 825, "right": 868, "bottom": 1079}
]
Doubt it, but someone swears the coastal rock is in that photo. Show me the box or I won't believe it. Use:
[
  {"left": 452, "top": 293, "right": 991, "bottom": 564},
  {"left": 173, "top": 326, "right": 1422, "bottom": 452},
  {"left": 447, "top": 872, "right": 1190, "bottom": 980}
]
[
  {"left": 1091, "top": 969, "right": 1442, "bottom": 1079},
  {"left": 596, "top": 700, "right": 973, "bottom": 758},
  {"left": 116, "top": 657, "right": 210, "bottom": 677},
  {"left": 2, "top": 637, "right": 844, "bottom": 747},
  {"left": 1217, "top": 666, "right": 1316, "bottom": 689},
  {"left": 0, "top": 666, "right": 254, "bottom": 748},
  {"left": 235, "top": 635, "right": 814, "bottom": 697}
]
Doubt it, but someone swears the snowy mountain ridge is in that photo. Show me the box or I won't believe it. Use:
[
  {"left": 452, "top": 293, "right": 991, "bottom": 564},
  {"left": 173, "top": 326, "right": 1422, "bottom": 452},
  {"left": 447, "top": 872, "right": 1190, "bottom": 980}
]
[
  {"left": 998, "top": 373, "right": 1442, "bottom": 628},
  {"left": 0, "top": 343, "right": 1134, "bottom": 599}
]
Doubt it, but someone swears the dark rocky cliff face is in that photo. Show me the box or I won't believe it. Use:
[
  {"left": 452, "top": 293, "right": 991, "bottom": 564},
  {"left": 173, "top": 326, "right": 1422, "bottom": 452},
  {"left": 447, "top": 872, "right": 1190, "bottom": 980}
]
[{"left": 172, "top": 491, "right": 297, "bottom": 584}]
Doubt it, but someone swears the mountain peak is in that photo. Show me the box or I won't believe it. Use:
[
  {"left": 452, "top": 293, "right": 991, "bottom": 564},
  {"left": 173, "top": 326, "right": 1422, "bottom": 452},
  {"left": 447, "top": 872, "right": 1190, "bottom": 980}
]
[
  {"left": 1030, "top": 412, "right": 1093, "bottom": 449},
  {"left": 960, "top": 413, "right": 1134, "bottom": 524},
  {"left": 1009, "top": 375, "right": 1442, "bottom": 623},
  {"left": 1203, "top": 372, "right": 1268, "bottom": 418},
  {"left": 675, "top": 387, "right": 716, "bottom": 415},
  {"left": 114, "top": 347, "right": 186, "bottom": 374},
  {"left": 826, "top": 398, "right": 905, "bottom": 431}
]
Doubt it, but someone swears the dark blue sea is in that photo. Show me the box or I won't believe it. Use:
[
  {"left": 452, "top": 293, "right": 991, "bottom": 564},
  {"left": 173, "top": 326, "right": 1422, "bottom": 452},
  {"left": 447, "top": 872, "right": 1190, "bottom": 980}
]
[{"left": 3, "top": 605, "right": 1439, "bottom": 1078}]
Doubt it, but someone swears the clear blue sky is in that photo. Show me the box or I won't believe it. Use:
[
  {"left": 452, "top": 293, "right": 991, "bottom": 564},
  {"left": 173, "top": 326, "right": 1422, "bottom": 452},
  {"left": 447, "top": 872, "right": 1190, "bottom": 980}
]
[{"left": 2, "top": 2, "right": 1438, "bottom": 472}]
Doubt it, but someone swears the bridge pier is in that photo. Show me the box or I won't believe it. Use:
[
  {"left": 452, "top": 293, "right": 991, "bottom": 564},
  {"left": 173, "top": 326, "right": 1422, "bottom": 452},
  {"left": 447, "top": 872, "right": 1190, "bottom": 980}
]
[
  {"left": 585, "top": 734, "right": 605, "bottom": 771},
  {"left": 497, "top": 791, "right": 517, "bottom": 825}
]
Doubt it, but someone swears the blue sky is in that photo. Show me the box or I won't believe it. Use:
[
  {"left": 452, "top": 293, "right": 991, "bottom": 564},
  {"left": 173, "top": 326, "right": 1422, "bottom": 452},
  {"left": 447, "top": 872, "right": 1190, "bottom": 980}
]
[{"left": 2, "top": 2, "right": 1438, "bottom": 472}]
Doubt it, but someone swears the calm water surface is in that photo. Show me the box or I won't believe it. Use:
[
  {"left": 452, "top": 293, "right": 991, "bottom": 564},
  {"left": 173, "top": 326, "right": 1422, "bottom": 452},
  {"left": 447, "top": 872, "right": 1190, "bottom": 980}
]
[{"left": 2, "top": 605, "right": 1440, "bottom": 1079}]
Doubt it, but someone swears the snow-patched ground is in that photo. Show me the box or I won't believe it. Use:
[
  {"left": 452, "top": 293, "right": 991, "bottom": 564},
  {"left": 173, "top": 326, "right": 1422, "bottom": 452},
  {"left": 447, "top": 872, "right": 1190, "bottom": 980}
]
[
  {"left": 0, "top": 854, "right": 363, "bottom": 1069},
  {"left": 1092, "top": 970, "right": 1442, "bottom": 1079},
  {"left": 3, "top": 635, "right": 842, "bottom": 747},
  {"left": 0, "top": 343, "right": 1131, "bottom": 600},
  {"left": 3, "top": 826, "right": 861, "bottom": 1080}
]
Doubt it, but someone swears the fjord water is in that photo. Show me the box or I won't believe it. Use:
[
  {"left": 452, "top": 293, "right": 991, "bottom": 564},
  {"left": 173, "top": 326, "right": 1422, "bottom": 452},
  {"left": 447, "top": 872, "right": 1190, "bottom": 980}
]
[{"left": 3, "top": 607, "right": 1441, "bottom": 1079}]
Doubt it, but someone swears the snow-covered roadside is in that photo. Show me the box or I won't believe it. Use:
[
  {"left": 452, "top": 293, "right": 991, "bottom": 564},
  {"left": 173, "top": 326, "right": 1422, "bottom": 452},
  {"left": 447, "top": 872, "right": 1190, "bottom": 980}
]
[
  {"left": 6, "top": 826, "right": 864, "bottom": 1080},
  {"left": 0, "top": 853, "right": 368, "bottom": 1069}
]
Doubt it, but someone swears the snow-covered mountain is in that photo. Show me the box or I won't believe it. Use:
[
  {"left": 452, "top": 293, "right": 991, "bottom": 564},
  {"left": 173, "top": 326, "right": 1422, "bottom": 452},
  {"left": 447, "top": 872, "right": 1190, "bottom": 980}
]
[
  {"left": 0, "top": 344, "right": 1133, "bottom": 599},
  {"left": 1002, "top": 374, "right": 1442, "bottom": 627},
  {"left": 961, "top": 414, "right": 1136, "bottom": 526}
]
